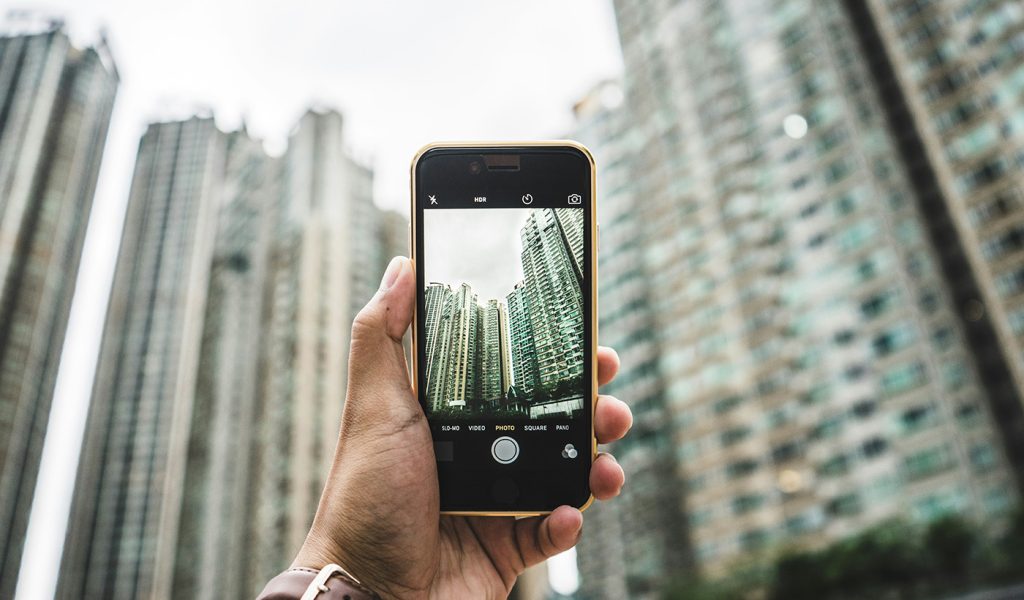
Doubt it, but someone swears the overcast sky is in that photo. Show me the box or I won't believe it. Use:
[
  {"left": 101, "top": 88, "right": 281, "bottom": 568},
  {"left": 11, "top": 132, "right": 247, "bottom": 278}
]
[
  {"left": 424, "top": 209, "right": 530, "bottom": 303},
  {"left": 14, "top": 1, "right": 621, "bottom": 598}
]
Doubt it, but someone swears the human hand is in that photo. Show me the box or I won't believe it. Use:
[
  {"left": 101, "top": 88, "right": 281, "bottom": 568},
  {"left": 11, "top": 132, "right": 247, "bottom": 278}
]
[{"left": 292, "top": 256, "right": 633, "bottom": 599}]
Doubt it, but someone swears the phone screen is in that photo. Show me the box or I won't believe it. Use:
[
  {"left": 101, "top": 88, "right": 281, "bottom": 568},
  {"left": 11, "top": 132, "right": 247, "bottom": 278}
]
[{"left": 413, "top": 145, "right": 594, "bottom": 512}]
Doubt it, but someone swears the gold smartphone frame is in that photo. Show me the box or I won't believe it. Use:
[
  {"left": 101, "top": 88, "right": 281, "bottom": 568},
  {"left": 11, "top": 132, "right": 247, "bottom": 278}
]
[{"left": 409, "top": 140, "right": 598, "bottom": 517}]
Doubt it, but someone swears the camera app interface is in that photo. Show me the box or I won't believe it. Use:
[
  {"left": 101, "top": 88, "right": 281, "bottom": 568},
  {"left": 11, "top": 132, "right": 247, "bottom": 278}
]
[{"left": 419, "top": 180, "right": 591, "bottom": 486}]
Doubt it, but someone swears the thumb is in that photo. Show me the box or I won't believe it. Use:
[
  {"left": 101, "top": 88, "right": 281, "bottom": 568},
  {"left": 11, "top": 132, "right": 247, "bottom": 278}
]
[{"left": 345, "top": 256, "right": 417, "bottom": 412}]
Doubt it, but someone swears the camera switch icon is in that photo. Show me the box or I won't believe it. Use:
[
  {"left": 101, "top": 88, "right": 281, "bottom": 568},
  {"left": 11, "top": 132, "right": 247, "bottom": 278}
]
[
  {"left": 567, "top": 193, "right": 582, "bottom": 205},
  {"left": 561, "top": 444, "right": 578, "bottom": 459}
]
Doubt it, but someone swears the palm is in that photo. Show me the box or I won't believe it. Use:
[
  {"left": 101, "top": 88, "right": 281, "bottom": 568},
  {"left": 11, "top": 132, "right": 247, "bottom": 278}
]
[{"left": 433, "top": 516, "right": 523, "bottom": 599}]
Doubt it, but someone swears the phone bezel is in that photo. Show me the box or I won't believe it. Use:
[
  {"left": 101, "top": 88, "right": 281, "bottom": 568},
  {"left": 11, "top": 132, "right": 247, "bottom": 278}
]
[{"left": 410, "top": 141, "right": 598, "bottom": 516}]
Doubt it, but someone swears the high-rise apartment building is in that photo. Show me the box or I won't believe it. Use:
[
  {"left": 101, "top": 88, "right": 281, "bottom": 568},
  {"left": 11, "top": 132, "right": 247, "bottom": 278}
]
[
  {"left": 247, "top": 108, "right": 379, "bottom": 588},
  {"left": 520, "top": 209, "right": 585, "bottom": 392},
  {"left": 443, "top": 283, "right": 480, "bottom": 410},
  {"left": 170, "top": 131, "right": 279, "bottom": 599},
  {"left": 480, "top": 299, "right": 512, "bottom": 405},
  {"left": 847, "top": 0, "right": 1024, "bottom": 475},
  {"left": 424, "top": 282, "right": 455, "bottom": 411},
  {"left": 59, "top": 106, "right": 390, "bottom": 599},
  {"left": 58, "top": 117, "right": 224, "bottom": 600},
  {"left": 377, "top": 208, "right": 409, "bottom": 268},
  {"left": 572, "top": 81, "right": 691, "bottom": 599},
  {"left": 423, "top": 283, "right": 518, "bottom": 413},
  {"left": 507, "top": 280, "right": 539, "bottom": 403},
  {"left": 0, "top": 21, "right": 117, "bottom": 597},
  {"left": 573, "top": 0, "right": 1023, "bottom": 594},
  {"left": 498, "top": 301, "right": 513, "bottom": 402},
  {"left": 480, "top": 299, "right": 501, "bottom": 403}
]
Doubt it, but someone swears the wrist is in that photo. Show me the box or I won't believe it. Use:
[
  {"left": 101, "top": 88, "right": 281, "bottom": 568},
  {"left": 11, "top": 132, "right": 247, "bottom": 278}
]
[
  {"left": 293, "top": 533, "right": 381, "bottom": 597},
  {"left": 257, "top": 564, "right": 380, "bottom": 600}
]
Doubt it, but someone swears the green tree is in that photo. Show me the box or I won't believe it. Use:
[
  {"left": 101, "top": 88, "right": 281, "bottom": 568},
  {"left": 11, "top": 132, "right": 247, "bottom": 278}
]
[
  {"left": 771, "top": 551, "right": 827, "bottom": 600},
  {"left": 924, "top": 514, "right": 977, "bottom": 584}
]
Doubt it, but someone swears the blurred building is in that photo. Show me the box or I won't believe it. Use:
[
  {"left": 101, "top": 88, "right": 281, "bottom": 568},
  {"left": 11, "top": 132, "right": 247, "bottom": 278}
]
[
  {"left": 509, "top": 562, "right": 549, "bottom": 600},
  {"left": 572, "top": 81, "right": 690, "bottom": 599},
  {"left": 0, "top": 21, "right": 117, "bottom": 597},
  {"left": 574, "top": 0, "right": 1024, "bottom": 595},
  {"left": 848, "top": 0, "right": 1024, "bottom": 486},
  {"left": 170, "top": 130, "right": 280, "bottom": 599},
  {"left": 246, "top": 108, "right": 381, "bottom": 594},
  {"left": 57, "top": 107, "right": 397, "bottom": 599},
  {"left": 377, "top": 208, "right": 409, "bottom": 268},
  {"left": 58, "top": 117, "right": 225, "bottom": 599}
]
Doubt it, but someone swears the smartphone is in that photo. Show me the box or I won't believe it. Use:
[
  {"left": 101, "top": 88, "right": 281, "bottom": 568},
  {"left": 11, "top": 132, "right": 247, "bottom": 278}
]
[{"left": 411, "top": 142, "right": 597, "bottom": 515}]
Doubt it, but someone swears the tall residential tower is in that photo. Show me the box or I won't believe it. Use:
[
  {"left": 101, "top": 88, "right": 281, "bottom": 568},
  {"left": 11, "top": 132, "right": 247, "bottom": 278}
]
[
  {"left": 0, "top": 22, "right": 117, "bottom": 597},
  {"left": 247, "top": 108, "right": 379, "bottom": 590},
  {"left": 574, "top": 0, "right": 1024, "bottom": 595},
  {"left": 58, "top": 117, "right": 224, "bottom": 600}
]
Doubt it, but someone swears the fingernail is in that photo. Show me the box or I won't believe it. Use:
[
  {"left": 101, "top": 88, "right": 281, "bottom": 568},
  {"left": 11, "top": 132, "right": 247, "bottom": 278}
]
[{"left": 381, "top": 256, "right": 403, "bottom": 288}]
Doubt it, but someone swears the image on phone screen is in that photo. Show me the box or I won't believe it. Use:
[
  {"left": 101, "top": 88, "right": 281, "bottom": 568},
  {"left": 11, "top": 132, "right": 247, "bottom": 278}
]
[{"left": 422, "top": 207, "right": 585, "bottom": 420}]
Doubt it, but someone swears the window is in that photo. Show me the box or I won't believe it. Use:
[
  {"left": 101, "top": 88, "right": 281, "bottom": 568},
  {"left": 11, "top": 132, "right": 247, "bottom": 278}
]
[
  {"left": 727, "top": 459, "right": 760, "bottom": 479},
  {"left": 944, "top": 360, "right": 969, "bottom": 391},
  {"left": 733, "top": 494, "right": 765, "bottom": 515},
  {"left": 687, "top": 473, "right": 708, "bottom": 493},
  {"left": 982, "top": 225, "right": 1024, "bottom": 260},
  {"left": 862, "top": 437, "right": 889, "bottom": 459},
  {"left": 819, "top": 454, "right": 850, "bottom": 477},
  {"left": 996, "top": 267, "right": 1024, "bottom": 298},
  {"left": 852, "top": 399, "right": 877, "bottom": 418},
  {"left": 845, "top": 364, "right": 867, "bottom": 381},
  {"left": 967, "top": 188, "right": 1023, "bottom": 226},
  {"left": 882, "top": 362, "right": 927, "bottom": 396},
  {"left": 873, "top": 324, "right": 915, "bottom": 356},
  {"left": 714, "top": 395, "right": 744, "bottom": 414},
  {"left": 811, "top": 415, "right": 845, "bottom": 440},
  {"left": 901, "top": 403, "right": 937, "bottom": 433},
  {"left": 957, "top": 157, "right": 1009, "bottom": 194},
  {"left": 772, "top": 441, "right": 802, "bottom": 463},
  {"left": 834, "top": 329, "right": 856, "bottom": 345},
  {"left": 839, "top": 221, "right": 878, "bottom": 252},
  {"left": 824, "top": 158, "right": 853, "bottom": 184},
  {"left": 721, "top": 426, "right": 751, "bottom": 447},
  {"left": 947, "top": 122, "right": 999, "bottom": 161},
  {"left": 932, "top": 326, "right": 954, "bottom": 349},
  {"left": 984, "top": 485, "right": 1013, "bottom": 515},
  {"left": 740, "top": 528, "right": 768, "bottom": 551},
  {"left": 861, "top": 289, "right": 896, "bottom": 319},
  {"left": 802, "top": 384, "right": 831, "bottom": 405},
  {"left": 903, "top": 444, "right": 955, "bottom": 481},
  {"left": 969, "top": 442, "right": 997, "bottom": 471},
  {"left": 913, "top": 489, "right": 964, "bottom": 521},
  {"left": 690, "top": 508, "right": 713, "bottom": 528},
  {"left": 1010, "top": 307, "right": 1024, "bottom": 334},
  {"left": 827, "top": 493, "right": 862, "bottom": 517},
  {"left": 920, "top": 290, "right": 940, "bottom": 313},
  {"left": 957, "top": 401, "right": 982, "bottom": 426}
]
